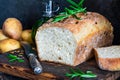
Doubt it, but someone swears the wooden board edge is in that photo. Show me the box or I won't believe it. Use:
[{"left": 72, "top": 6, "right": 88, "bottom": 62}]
[{"left": 0, "top": 63, "right": 61, "bottom": 80}]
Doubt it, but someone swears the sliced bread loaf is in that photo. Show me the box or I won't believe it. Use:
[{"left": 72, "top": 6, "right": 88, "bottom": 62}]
[
  {"left": 35, "top": 12, "right": 113, "bottom": 66},
  {"left": 94, "top": 46, "right": 120, "bottom": 71}
]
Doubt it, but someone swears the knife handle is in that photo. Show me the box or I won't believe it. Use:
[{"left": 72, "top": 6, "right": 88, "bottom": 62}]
[{"left": 28, "top": 54, "right": 42, "bottom": 74}]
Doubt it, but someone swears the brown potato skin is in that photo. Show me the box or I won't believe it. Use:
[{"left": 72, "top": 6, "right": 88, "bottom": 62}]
[
  {"left": 2, "top": 18, "right": 23, "bottom": 40},
  {"left": 21, "top": 29, "right": 33, "bottom": 44},
  {"left": 0, "top": 29, "right": 8, "bottom": 41},
  {"left": 0, "top": 39, "right": 21, "bottom": 53}
]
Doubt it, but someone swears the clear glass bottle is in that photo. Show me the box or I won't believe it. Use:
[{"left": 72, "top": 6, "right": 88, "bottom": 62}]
[{"left": 31, "top": 0, "right": 59, "bottom": 41}]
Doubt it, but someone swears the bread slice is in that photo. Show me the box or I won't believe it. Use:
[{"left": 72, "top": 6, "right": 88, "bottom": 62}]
[
  {"left": 35, "top": 12, "right": 113, "bottom": 66},
  {"left": 94, "top": 46, "right": 120, "bottom": 71}
]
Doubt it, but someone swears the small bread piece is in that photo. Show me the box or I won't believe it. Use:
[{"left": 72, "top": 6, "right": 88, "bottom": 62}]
[
  {"left": 36, "top": 12, "right": 113, "bottom": 66},
  {"left": 94, "top": 46, "right": 120, "bottom": 71}
]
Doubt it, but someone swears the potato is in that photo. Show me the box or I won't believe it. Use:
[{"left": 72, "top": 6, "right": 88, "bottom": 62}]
[
  {"left": 2, "top": 18, "right": 23, "bottom": 40},
  {"left": 21, "top": 29, "right": 33, "bottom": 44},
  {"left": 0, "top": 29, "right": 8, "bottom": 41},
  {"left": 0, "top": 39, "right": 21, "bottom": 53}
]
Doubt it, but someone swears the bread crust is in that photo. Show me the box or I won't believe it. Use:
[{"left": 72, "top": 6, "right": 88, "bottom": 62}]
[
  {"left": 94, "top": 46, "right": 120, "bottom": 71},
  {"left": 74, "top": 30, "right": 113, "bottom": 65},
  {"left": 97, "top": 58, "right": 120, "bottom": 71},
  {"left": 36, "top": 12, "right": 113, "bottom": 66},
  {"left": 43, "top": 12, "right": 113, "bottom": 34}
]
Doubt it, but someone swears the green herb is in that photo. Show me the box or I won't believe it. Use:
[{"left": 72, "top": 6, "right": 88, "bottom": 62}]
[
  {"left": 31, "top": 18, "right": 49, "bottom": 41},
  {"left": 52, "top": 0, "right": 87, "bottom": 22},
  {"left": 65, "top": 68, "right": 97, "bottom": 80},
  {"left": 31, "top": 0, "right": 86, "bottom": 40},
  {"left": 7, "top": 54, "right": 24, "bottom": 63}
]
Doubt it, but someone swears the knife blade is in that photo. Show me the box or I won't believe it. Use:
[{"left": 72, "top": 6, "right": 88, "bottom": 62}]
[{"left": 20, "top": 41, "right": 42, "bottom": 74}]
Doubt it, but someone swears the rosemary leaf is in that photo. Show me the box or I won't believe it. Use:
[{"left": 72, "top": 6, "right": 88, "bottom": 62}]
[
  {"left": 81, "top": 74, "right": 97, "bottom": 78},
  {"left": 65, "top": 73, "right": 73, "bottom": 77},
  {"left": 78, "top": 0, "right": 85, "bottom": 7},
  {"left": 59, "top": 12, "right": 67, "bottom": 15},
  {"left": 76, "top": 7, "right": 86, "bottom": 13},
  {"left": 65, "top": 68, "right": 97, "bottom": 80},
  {"left": 71, "top": 74, "right": 79, "bottom": 78},
  {"left": 8, "top": 54, "right": 17, "bottom": 59},
  {"left": 65, "top": 8, "right": 75, "bottom": 14},
  {"left": 73, "top": 14, "right": 82, "bottom": 20},
  {"left": 9, "top": 59, "right": 17, "bottom": 62},
  {"left": 52, "top": 16, "right": 68, "bottom": 22},
  {"left": 7, "top": 54, "right": 24, "bottom": 63},
  {"left": 52, "top": 0, "right": 87, "bottom": 22},
  {"left": 17, "top": 59, "right": 24, "bottom": 63},
  {"left": 86, "top": 71, "right": 92, "bottom": 74}
]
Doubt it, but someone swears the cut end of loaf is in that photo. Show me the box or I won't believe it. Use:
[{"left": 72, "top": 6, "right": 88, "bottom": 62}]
[
  {"left": 94, "top": 46, "right": 120, "bottom": 71},
  {"left": 35, "top": 27, "right": 77, "bottom": 66},
  {"left": 94, "top": 46, "right": 120, "bottom": 58}
]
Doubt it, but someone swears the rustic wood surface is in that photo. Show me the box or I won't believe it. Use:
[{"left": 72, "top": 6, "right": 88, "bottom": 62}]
[{"left": 0, "top": 49, "right": 120, "bottom": 80}]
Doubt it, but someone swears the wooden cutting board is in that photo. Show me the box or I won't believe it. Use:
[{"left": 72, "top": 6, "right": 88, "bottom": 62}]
[{"left": 0, "top": 49, "right": 120, "bottom": 80}]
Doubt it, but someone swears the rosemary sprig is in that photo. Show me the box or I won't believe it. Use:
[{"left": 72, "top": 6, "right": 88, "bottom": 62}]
[
  {"left": 7, "top": 54, "right": 24, "bottom": 63},
  {"left": 65, "top": 68, "right": 97, "bottom": 80},
  {"left": 52, "top": 0, "right": 87, "bottom": 22},
  {"left": 31, "top": 0, "right": 87, "bottom": 40}
]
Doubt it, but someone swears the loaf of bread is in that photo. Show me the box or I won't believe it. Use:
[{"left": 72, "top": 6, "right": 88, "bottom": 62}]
[
  {"left": 35, "top": 12, "right": 114, "bottom": 66},
  {"left": 94, "top": 46, "right": 120, "bottom": 71}
]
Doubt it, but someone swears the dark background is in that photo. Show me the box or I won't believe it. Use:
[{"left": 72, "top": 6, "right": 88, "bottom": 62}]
[
  {"left": 0, "top": 0, "right": 120, "bottom": 80},
  {"left": 0, "top": 0, "right": 120, "bottom": 44}
]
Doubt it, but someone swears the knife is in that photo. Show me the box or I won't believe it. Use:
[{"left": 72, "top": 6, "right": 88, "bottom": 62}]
[{"left": 20, "top": 41, "right": 42, "bottom": 74}]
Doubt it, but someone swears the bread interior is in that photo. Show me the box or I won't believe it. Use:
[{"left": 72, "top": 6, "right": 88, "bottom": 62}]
[
  {"left": 36, "top": 27, "right": 77, "bottom": 65},
  {"left": 96, "top": 46, "right": 120, "bottom": 58}
]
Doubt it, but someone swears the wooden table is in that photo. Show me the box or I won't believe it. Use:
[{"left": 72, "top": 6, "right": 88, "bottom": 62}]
[{"left": 0, "top": 49, "right": 120, "bottom": 80}]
